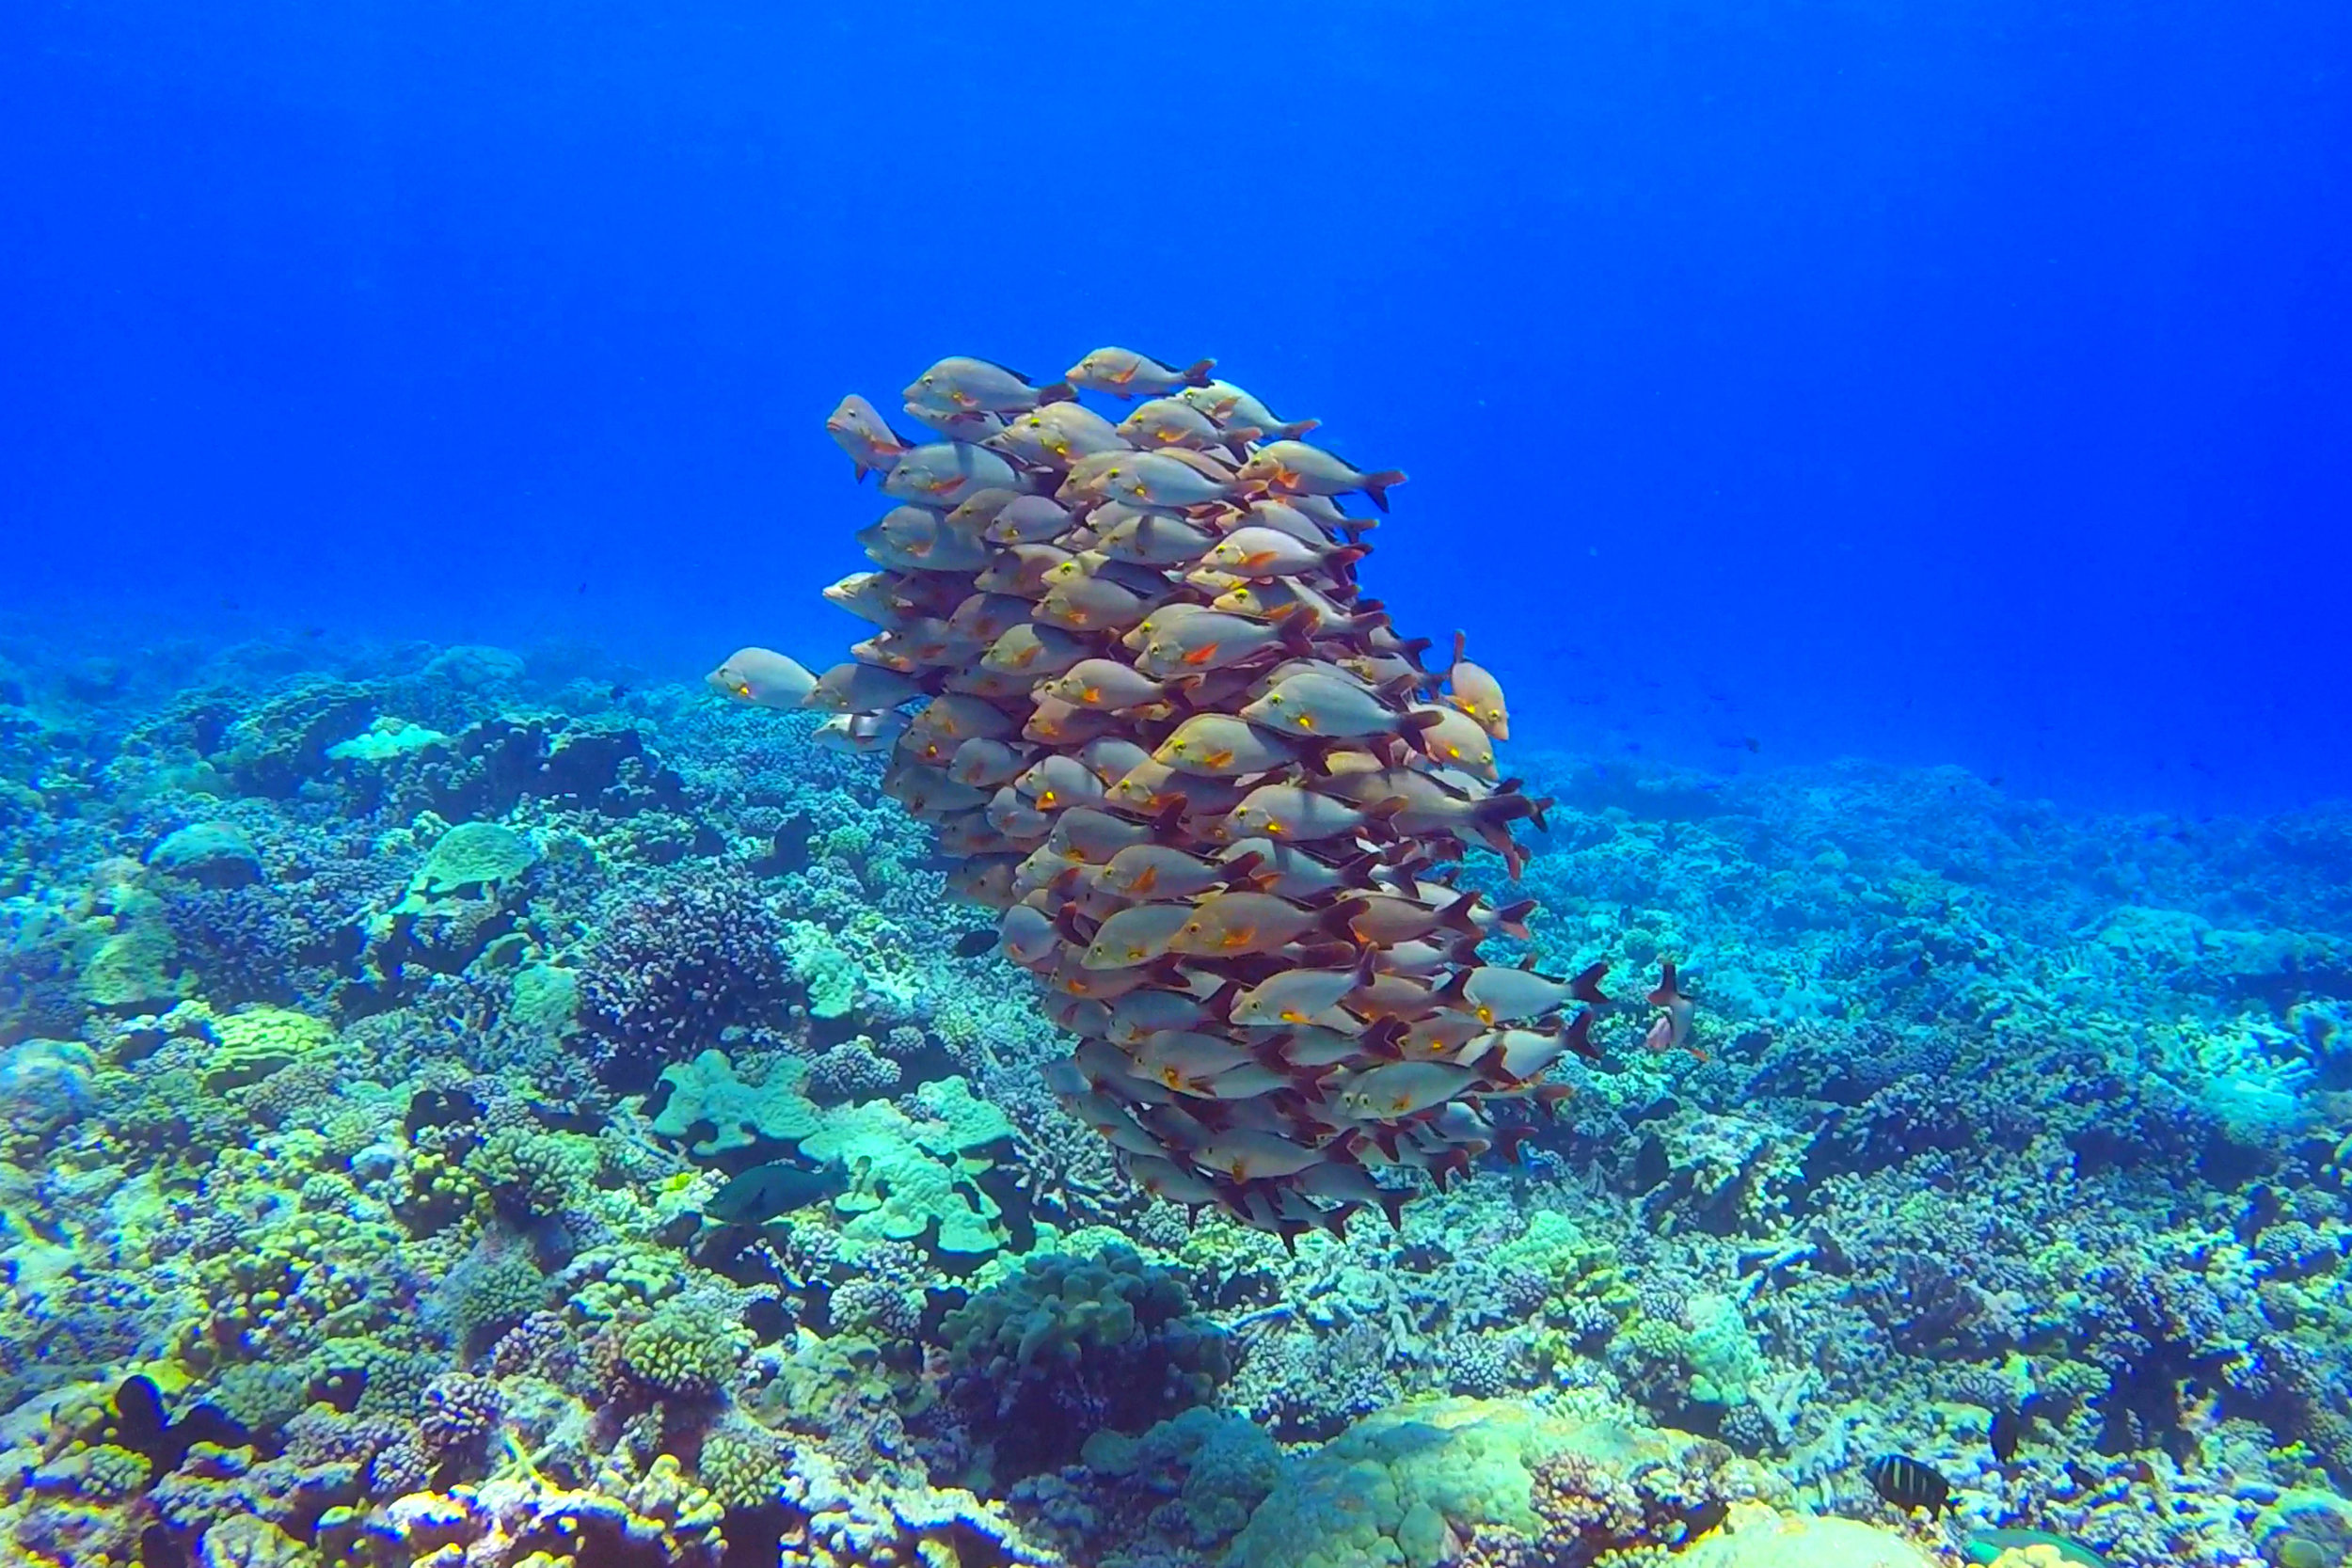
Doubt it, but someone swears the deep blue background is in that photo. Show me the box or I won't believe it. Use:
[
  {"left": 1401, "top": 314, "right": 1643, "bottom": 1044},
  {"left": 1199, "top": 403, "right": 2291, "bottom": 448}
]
[{"left": 4, "top": 1, "right": 2346, "bottom": 811}]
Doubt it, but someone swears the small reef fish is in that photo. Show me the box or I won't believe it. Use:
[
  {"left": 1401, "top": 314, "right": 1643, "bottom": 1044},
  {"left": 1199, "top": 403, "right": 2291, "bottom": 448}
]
[
  {"left": 1864, "top": 1454, "right": 1950, "bottom": 1517},
  {"left": 1443, "top": 632, "right": 1511, "bottom": 739},
  {"left": 707, "top": 647, "right": 817, "bottom": 708},
  {"left": 1456, "top": 961, "right": 1610, "bottom": 1027},
  {"left": 812, "top": 711, "right": 910, "bottom": 753},
  {"left": 1066, "top": 346, "right": 1216, "bottom": 398},
  {"left": 1116, "top": 396, "right": 1257, "bottom": 454},
  {"left": 1236, "top": 439, "right": 1407, "bottom": 512},
  {"left": 1179, "top": 379, "right": 1320, "bottom": 439},
  {"left": 1644, "top": 961, "right": 1700, "bottom": 1059},
  {"left": 904, "top": 356, "right": 1072, "bottom": 414},
  {"left": 803, "top": 661, "right": 929, "bottom": 713},
  {"left": 881, "top": 442, "right": 1025, "bottom": 509},
  {"left": 825, "top": 394, "right": 913, "bottom": 482},
  {"left": 985, "top": 401, "right": 1133, "bottom": 466},
  {"left": 1205, "top": 526, "right": 1367, "bottom": 579}
]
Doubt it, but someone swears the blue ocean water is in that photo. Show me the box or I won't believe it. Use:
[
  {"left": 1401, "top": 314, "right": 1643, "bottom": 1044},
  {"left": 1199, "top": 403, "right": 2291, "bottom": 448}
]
[
  {"left": 5, "top": 8, "right": 2352, "bottom": 1568},
  {"left": 6, "top": 0, "right": 2346, "bottom": 811}
]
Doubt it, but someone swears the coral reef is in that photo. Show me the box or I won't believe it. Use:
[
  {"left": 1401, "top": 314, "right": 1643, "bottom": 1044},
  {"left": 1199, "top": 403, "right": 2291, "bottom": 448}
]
[{"left": 0, "top": 501, "right": 2348, "bottom": 1568}]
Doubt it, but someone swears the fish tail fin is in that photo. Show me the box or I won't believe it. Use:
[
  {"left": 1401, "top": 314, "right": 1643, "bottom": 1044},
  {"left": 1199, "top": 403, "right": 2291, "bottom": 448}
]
[
  {"left": 1335, "top": 848, "right": 1383, "bottom": 888},
  {"left": 1535, "top": 1080, "right": 1578, "bottom": 1117},
  {"left": 1221, "top": 425, "right": 1263, "bottom": 460},
  {"left": 1150, "top": 799, "right": 1189, "bottom": 845},
  {"left": 1317, "top": 899, "right": 1363, "bottom": 942},
  {"left": 1493, "top": 1121, "right": 1534, "bottom": 1164},
  {"left": 1218, "top": 849, "right": 1267, "bottom": 890},
  {"left": 1359, "top": 1017, "right": 1406, "bottom": 1059},
  {"left": 1360, "top": 470, "right": 1406, "bottom": 512},
  {"left": 1570, "top": 960, "right": 1610, "bottom": 1006},
  {"left": 1427, "top": 1147, "right": 1470, "bottom": 1190},
  {"left": 853, "top": 463, "right": 873, "bottom": 483},
  {"left": 1328, "top": 544, "right": 1372, "bottom": 572},
  {"left": 1437, "top": 889, "right": 1483, "bottom": 938},
  {"left": 1396, "top": 635, "right": 1434, "bottom": 674},
  {"left": 1376, "top": 1188, "right": 1406, "bottom": 1231},
  {"left": 1206, "top": 978, "right": 1246, "bottom": 1022},
  {"left": 1276, "top": 606, "right": 1319, "bottom": 659},
  {"left": 1398, "top": 709, "right": 1446, "bottom": 758},
  {"left": 1038, "top": 381, "right": 1077, "bottom": 404},
  {"left": 1564, "top": 1009, "right": 1602, "bottom": 1062},
  {"left": 1646, "top": 960, "right": 1684, "bottom": 1008},
  {"left": 1182, "top": 357, "right": 1216, "bottom": 387},
  {"left": 1278, "top": 418, "right": 1321, "bottom": 440},
  {"left": 1495, "top": 898, "right": 1537, "bottom": 942}
]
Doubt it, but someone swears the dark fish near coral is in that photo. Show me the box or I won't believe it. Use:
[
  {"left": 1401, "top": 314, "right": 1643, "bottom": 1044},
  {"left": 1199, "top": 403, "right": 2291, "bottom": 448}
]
[
  {"left": 1989, "top": 1406, "right": 2021, "bottom": 1464},
  {"left": 705, "top": 1161, "right": 847, "bottom": 1225},
  {"left": 404, "top": 1086, "right": 483, "bottom": 1139},
  {"left": 1865, "top": 1453, "right": 1950, "bottom": 1516},
  {"left": 110, "top": 1376, "right": 250, "bottom": 1483}
]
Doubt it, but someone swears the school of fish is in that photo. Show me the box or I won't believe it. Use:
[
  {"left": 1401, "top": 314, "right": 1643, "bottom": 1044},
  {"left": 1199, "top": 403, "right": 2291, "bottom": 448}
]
[{"left": 713, "top": 350, "right": 1697, "bottom": 1243}]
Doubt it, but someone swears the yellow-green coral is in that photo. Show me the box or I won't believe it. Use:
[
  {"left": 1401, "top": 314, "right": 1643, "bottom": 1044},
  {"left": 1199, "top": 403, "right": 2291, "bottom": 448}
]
[
  {"left": 620, "top": 1304, "right": 743, "bottom": 1398},
  {"left": 464, "top": 1125, "right": 599, "bottom": 1216}
]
